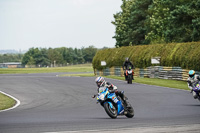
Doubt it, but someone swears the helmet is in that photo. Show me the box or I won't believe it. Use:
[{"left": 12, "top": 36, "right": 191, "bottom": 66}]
[
  {"left": 189, "top": 70, "right": 195, "bottom": 78},
  {"left": 95, "top": 77, "right": 105, "bottom": 87},
  {"left": 125, "top": 57, "right": 129, "bottom": 62}
]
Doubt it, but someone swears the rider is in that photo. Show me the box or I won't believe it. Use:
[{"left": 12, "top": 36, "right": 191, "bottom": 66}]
[
  {"left": 122, "top": 57, "right": 134, "bottom": 80},
  {"left": 93, "top": 77, "right": 129, "bottom": 111},
  {"left": 187, "top": 70, "right": 200, "bottom": 99}
]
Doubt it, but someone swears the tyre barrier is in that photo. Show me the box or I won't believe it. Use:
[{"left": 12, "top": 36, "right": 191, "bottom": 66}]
[{"left": 94, "top": 66, "right": 196, "bottom": 81}]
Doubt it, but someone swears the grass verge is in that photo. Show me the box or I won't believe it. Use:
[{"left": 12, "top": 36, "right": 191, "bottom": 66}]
[
  {"left": 60, "top": 73, "right": 189, "bottom": 90},
  {"left": 59, "top": 73, "right": 95, "bottom": 77},
  {"left": 0, "top": 64, "right": 93, "bottom": 74},
  {"left": 105, "top": 75, "right": 189, "bottom": 90},
  {"left": 0, "top": 92, "right": 16, "bottom": 111}
]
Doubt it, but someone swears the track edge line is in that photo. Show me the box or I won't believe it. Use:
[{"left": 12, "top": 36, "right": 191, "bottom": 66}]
[{"left": 0, "top": 91, "right": 21, "bottom": 112}]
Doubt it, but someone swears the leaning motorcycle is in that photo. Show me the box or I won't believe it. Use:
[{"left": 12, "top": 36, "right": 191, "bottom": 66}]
[
  {"left": 94, "top": 88, "right": 134, "bottom": 119},
  {"left": 192, "top": 81, "right": 200, "bottom": 101},
  {"left": 125, "top": 66, "right": 134, "bottom": 84}
]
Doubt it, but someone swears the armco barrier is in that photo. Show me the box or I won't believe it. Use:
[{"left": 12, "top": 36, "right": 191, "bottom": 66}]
[
  {"left": 94, "top": 66, "right": 196, "bottom": 81},
  {"left": 114, "top": 67, "right": 122, "bottom": 76}
]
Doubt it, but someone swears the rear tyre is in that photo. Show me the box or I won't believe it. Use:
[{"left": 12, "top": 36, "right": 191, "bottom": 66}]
[{"left": 104, "top": 102, "right": 117, "bottom": 119}]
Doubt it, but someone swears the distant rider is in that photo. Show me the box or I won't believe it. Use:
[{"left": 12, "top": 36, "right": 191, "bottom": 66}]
[
  {"left": 93, "top": 77, "right": 129, "bottom": 112},
  {"left": 187, "top": 70, "right": 200, "bottom": 99},
  {"left": 122, "top": 57, "right": 134, "bottom": 80}
]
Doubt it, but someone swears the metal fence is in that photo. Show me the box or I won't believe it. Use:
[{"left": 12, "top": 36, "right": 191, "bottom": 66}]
[{"left": 94, "top": 66, "right": 196, "bottom": 81}]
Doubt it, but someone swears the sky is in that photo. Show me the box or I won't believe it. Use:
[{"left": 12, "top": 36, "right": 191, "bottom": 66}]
[{"left": 0, "top": 0, "right": 122, "bottom": 51}]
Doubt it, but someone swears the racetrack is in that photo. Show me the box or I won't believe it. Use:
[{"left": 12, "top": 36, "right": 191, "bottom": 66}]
[{"left": 0, "top": 73, "right": 200, "bottom": 133}]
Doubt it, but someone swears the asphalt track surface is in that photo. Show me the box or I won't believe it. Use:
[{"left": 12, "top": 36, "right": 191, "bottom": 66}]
[{"left": 0, "top": 73, "right": 200, "bottom": 133}]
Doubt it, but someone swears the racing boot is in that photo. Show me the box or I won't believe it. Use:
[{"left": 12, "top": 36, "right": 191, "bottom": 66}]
[
  {"left": 123, "top": 100, "right": 130, "bottom": 115},
  {"left": 125, "top": 75, "right": 127, "bottom": 81},
  {"left": 121, "top": 93, "right": 130, "bottom": 113},
  {"left": 123, "top": 101, "right": 128, "bottom": 115}
]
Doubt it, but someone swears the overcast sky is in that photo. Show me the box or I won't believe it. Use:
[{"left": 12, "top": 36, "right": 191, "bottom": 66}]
[{"left": 0, "top": 0, "right": 122, "bottom": 51}]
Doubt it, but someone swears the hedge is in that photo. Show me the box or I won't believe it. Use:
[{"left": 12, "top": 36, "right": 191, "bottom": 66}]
[{"left": 92, "top": 42, "right": 200, "bottom": 71}]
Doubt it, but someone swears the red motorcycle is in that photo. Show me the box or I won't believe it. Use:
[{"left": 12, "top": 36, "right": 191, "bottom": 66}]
[{"left": 125, "top": 66, "right": 134, "bottom": 84}]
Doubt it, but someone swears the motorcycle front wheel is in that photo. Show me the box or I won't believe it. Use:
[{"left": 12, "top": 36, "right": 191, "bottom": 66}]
[
  {"left": 127, "top": 75, "right": 132, "bottom": 84},
  {"left": 125, "top": 104, "right": 134, "bottom": 118},
  {"left": 104, "top": 102, "right": 117, "bottom": 119}
]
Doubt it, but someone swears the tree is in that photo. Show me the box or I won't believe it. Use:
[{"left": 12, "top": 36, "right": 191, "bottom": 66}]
[
  {"left": 27, "top": 57, "right": 35, "bottom": 67},
  {"left": 22, "top": 47, "right": 50, "bottom": 67},
  {"left": 82, "top": 46, "right": 97, "bottom": 62},
  {"left": 22, "top": 46, "right": 98, "bottom": 66},
  {"left": 22, "top": 48, "right": 35, "bottom": 65},
  {"left": 145, "top": 0, "right": 200, "bottom": 43},
  {"left": 112, "top": 0, "right": 152, "bottom": 47},
  {"left": 38, "top": 48, "right": 50, "bottom": 67},
  {"left": 48, "top": 48, "right": 64, "bottom": 66},
  {"left": 146, "top": 0, "right": 172, "bottom": 43},
  {"left": 127, "top": 0, "right": 152, "bottom": 45},
  {"left": 112, "top": 0, "right": 200, "bottom": 46},
  {"left": 112, "top": 0, "right": 134, "bottom": 47},
  {"left": 0, "top": 54, "right": 23, "bottom": 63},
  {"left": 75, "top": 48, "right": 85, "bottom": 64}
]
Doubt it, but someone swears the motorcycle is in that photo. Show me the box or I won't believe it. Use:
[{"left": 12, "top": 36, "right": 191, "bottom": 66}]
[
  {"left": 125, "top": 66, "right": 134, "bottom": 84},
  {"left": 93, "top": 88, "right": 134, "bottom": 119},
  {"left": 191, "top": 81, "right": 200, "bottom": 101}
]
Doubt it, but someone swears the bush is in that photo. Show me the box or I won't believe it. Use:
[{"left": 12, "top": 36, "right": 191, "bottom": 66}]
[{"left": 92, "top": 42, "right": 200, "bottom": 71}]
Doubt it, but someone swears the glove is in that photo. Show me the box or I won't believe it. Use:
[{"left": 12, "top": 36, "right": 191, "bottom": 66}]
[
  {"left": 108, "top": 84, "right": 114, "bottom": 90},
  {"left": 92, "top": 94, "right": 96, "bottom": 98}
]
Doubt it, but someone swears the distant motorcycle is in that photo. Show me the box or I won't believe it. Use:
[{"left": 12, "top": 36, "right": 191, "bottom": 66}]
[
  {"left": 93, "top": 88, "right": 134, "bottom": 119},
  {"left": 191, "top": 81, "right": 200, "bottom": 101},
  {"left": 125, "top": 66, "right": 134, "bottom": 84}
]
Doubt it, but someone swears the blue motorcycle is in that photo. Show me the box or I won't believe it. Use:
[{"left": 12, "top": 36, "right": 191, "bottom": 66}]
[
  {"left": 94, "top": 88, "right": 134, "bottom": 119},
  {"left": 192, "top": 81, "right": 200, "bottom": 101}
]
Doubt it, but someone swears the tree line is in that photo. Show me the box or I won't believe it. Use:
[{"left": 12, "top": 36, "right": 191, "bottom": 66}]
[
  {"left": 112, "top": 0, "right": 200, "bottom": 47},
  {"left": 0, "top": 54, "right": 23, "bottom": 63},
  {"left": 0, "top": 46, "right": 98, "bottom": 67}
]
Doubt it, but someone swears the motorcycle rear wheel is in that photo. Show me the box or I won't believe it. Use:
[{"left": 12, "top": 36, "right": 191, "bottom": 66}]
[{"left": 104, "top": 102, "right": 117, "bottom": 119}]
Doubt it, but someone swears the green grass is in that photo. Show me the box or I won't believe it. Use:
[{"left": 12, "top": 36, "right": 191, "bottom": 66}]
[
  {"left": 60, "top": 73, "right": 95, "bottom": 77},
  {"left": 104, "top": 76, "right": 189, "bottom": 90},
  {"left": 0, "top": 93, "right": 16, "bottom": 111},
  {"left": 60, "top": 73, "right": 189, "bottom": 90},
  {"left": 0, "top": 64, "right": 93, "bottom": 74}
]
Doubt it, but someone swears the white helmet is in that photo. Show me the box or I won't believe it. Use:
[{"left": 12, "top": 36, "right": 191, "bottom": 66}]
[{"left": 95, "top": 77, "right": 105, "bottom": 87}]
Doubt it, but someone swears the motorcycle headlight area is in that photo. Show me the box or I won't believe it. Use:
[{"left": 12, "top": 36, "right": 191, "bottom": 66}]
[
  {"left": 98, "top": 93, "right": 105, "bottom": 100},
  {"left": 127, "top": 70, "right": 132, "bottom": 74},
  {"left": 195, "top": 87, "right": 200, "bottom": 90}
]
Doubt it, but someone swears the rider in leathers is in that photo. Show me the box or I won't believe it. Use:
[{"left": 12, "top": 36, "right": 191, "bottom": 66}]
[
  {"left": 187, "top": 70, "right": 200, "bottom": 99},
  {"left": 93, "top": 77, "right": 129, "bottom": 113},
  {"left": 123, "top": 57, "right": 134, "bottom": 80}
]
